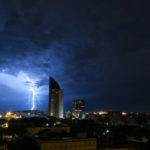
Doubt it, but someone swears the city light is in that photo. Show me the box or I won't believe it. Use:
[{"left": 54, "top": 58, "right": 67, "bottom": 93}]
[
  {"left": 5, "top": 112, "right": 19, "bottom": 119},
  {"left": 45, "top": 123, "right": 49, "bottom": 127},
  {"left": 1, "top": 122, "right": 8, "bottom": 128},
  {"left": 98, "top": 111, "right": 108, "bottom": 115},
  {"left": 122, "top": 112, "right": 127, "bottom": 116},
  {"left": 5, "top": 112, "right": 12, "bottom": 118},
  {"left": 106, "top": 129, "right": 110, "bottom": 133},
  {"left": 105, "top": 122, "right": 109, "bottom": 126},
  {"left": 102, "top": 129, "right": 110, "bottom": 136}
]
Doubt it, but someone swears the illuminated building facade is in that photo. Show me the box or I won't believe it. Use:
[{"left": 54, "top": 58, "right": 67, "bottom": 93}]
[
  {"left": 49, "top": 77, "right": 64, "bottom": 118},
  {"left": 72, "top": 99, "right": 85, "bottom": 119},
  {"left": 0, "top": 144, "right": 7, "bottom": 150},
  {"left": 39, "top": 138, "right": 96, "bottom": 150}
]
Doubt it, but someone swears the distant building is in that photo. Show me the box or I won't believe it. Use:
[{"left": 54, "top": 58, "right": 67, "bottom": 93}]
[
  {"left": 49, "top": 77, "right": 64, "bottom": 118},
  {"left": 108, "top": 111, "right": 124, "bottom": 126},
  {"left": 64, "top": 111, "right": 72, "bottom": 119},
  {"left": 72, "top": 100, "right": 85, "bottom": 119}
]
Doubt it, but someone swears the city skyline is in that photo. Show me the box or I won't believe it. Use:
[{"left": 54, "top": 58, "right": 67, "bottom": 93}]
[{"left": 0, "top": 0, "right": 149, "bottom": 112}]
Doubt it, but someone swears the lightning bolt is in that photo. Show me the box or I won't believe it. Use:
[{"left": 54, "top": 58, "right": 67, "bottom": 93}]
[
  {"left": 26, "top": 77, "right": 37, "bottom": 110},
  {"left": 29, "top": 86, "right": 36, "bottom": 110}
]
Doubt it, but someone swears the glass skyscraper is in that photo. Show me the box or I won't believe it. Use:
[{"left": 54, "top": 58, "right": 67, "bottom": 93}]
[
  {"left": 72, "top": 99, "right": 85, "bottom": 119},
  {"left": 49, "top": 77, "right": 64, "bottom": 118}
]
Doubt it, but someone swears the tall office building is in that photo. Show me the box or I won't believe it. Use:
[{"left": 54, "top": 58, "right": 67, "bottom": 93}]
[
  {"left": 49, "top": 77, "right": 64, "bottom": 118},
  {"left": 72, "top": 99, "right": 85, "bottom": 119}
]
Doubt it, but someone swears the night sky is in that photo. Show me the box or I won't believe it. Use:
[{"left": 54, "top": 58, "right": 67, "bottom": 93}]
[{"left": 0, "top": 0, "right": 149, "bottom": 112}]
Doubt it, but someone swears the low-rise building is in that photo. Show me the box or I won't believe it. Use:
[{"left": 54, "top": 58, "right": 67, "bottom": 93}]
[
  {"left": 38, "top": 138, "right": 96, "bottom": 150},
  {"left": 0, "top": 144, "right": 7, "bottom": 150}
]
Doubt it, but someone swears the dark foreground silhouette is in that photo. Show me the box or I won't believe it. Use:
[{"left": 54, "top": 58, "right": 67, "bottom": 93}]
[{"left": 8, "top": 136, "right": 41, "bottom": 150}]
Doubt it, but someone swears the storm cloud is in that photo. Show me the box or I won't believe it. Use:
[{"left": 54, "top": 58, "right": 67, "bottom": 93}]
[{"left": 0, "top": 0, "right": 149, "bottom": 111}]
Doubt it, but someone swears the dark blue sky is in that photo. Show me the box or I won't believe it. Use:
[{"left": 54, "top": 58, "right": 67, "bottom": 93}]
[{"left": 0, "top": 0, "right": 149, "bottom": 112}]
